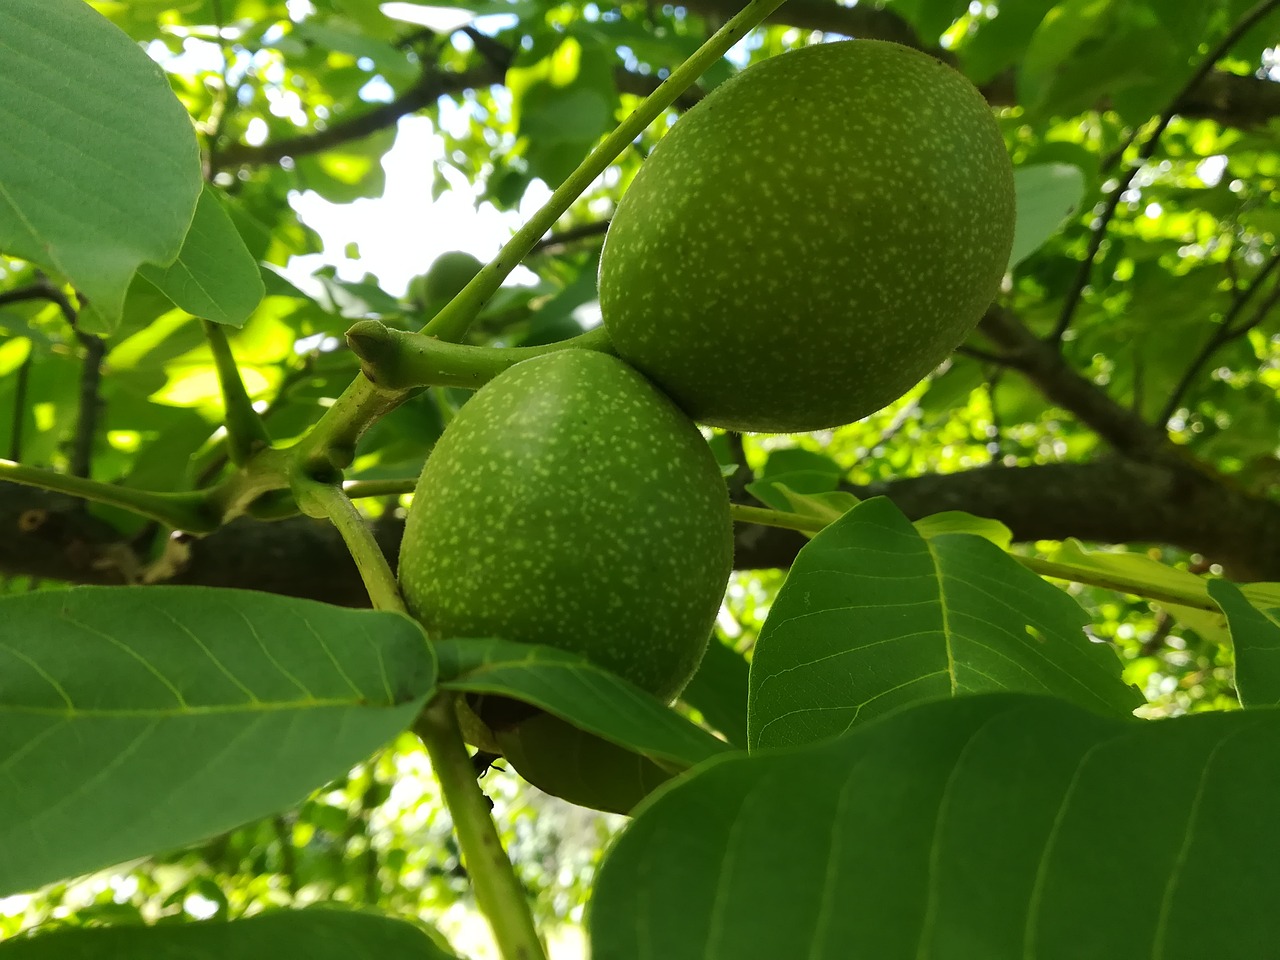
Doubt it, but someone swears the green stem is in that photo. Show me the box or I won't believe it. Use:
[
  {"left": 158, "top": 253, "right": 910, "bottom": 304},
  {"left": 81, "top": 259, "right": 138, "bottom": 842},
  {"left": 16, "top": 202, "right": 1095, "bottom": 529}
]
[
  {"left": 0, "top": 458, "right": 217, "bottom": 532},
  {"left": 421, "top": 0, "right": 789, "bottom": 344},
  {"left": 343, "top": 478, "right": 417, "bottom": 500},
  {"left": 293, "top": 477, "right": 405, "bottom": 613},
  {"left": 415, "top": 696, "right": 547, "bottom": 960},
  {"left": 203, "top": 320, "right": 272, "bottom": 466},
  {"left": 1018, "top": 556, "right": 1218, "bottom": 613},
  {"left": 346, "top": 322, "right": 614, "bottom": 392},
  {"left": 204, "top": 447, "right": 293, "bottom": 524},
  {"left": 288, "top": 375, "right": 409, "bottom": 479},
  {"left": 732, "top": 502, "right": 1220, "bottom": 612},
  {"left": 730, "top": 503, "right": 827, "bottom": 534},
  {"left": 288, "top": 0, "right": 786, "bottom": 478}
]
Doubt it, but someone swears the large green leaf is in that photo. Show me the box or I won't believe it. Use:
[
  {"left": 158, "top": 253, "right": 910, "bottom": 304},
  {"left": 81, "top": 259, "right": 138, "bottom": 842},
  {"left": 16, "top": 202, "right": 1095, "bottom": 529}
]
[
  {"left": 0, "top": 908, "right": 459, "bottom": 958},
  {"left": 0, "top": 0, "right": 202, "bottom": 333},
  {"left": 1211, "top": 579, "right": 1280, "bottom": 707},
  {"left": 495, "top": 712, "right": 675, "bottom": 815},
  {"left": 436, "top": 638, "right": 730, "bottom": 770},
  {"left": 138, "top": 185, "right": 265, "bottom": 327},
  {"left": 0, "top": 586, "right": 434, "bottom": 896},
  {"left": 1010, "top": 163, "right": 1085, "bottom": 268},
  {"left": 747, "top": 498, "right": 1141, "bottom": 750},
  {"left": 590, "top": 693, "right": 1280, "bottom": 960}
]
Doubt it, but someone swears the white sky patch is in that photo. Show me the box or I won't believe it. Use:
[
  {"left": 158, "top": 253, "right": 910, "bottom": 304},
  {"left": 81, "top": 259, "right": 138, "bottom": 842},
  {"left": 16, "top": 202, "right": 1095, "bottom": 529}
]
[
  {"left": 183, "top": 892, "right": 221, "bottom": 920},
  {"left": 1196, "top": 154, "right": 1228, "bottom": 187},
  {"left": 380, "top": 3, "right": 474, "bottom": 32},
  {"left": 284, "top": 117, "right": 550, "bottom": 297}
]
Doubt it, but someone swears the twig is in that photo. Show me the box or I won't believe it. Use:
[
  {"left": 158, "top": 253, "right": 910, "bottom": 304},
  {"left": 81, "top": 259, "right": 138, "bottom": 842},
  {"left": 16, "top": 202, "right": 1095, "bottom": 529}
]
[
  {"left": 1102, "top": 0, "right": 1280, "bottom": 171},
  {"left": 71, "top": 331, "right": 105, "bottom": 480},
  {"left": 202, "top": 319, "right": 273, "bottom": 466},
  {"left": 0, "top": 279, "right": 102, "bottom": 479},
  {"left": 343, "top": 478, "right": 417, "bottom": 500},
  {"left": 292, "top": 478, "right": 405, "bottom": 613},
  {"left": 202, "top": 0, "right": 236, "bottom": 178},
  {"left": 955, "top": 344, "right": 1016, "bottom": 365},
  {"left": 0, "top": 458, "right": 216, "bottom": 532},
  {"left": 1139, "top": 610, "right": 1176, "bottom": 657},
  {"left": 214, "top": 65, "right": 500, "bottom": 169},
  {"left": 984, "top": 373, "right": 1004, "bottom": 462},
  {"left": 1049, "top": 0, "right": 1280, "bottom": 345},
  {"left": 462, "top": 26, "right": 513, "bottom": 71},
  {"left": 1157, "top": 248, "right": 1280, "bottom": 424},
  {"left": 980, "top": 306, "right": 1173, "bottom": 461},
  {"left": 195, "top": 354, "right": 314, "bottom": 487},
  {"left": 7, "top": 349, "right": 31, "bottom": 462},
  {"left": 528, "top": 220, "right": 611, "bottom": 255},
  {"left": 35, "top": 280, "right": 102, "bottom": 484},
  {"left": 414, "top": 696, "right": 547, "bottom": 960}
]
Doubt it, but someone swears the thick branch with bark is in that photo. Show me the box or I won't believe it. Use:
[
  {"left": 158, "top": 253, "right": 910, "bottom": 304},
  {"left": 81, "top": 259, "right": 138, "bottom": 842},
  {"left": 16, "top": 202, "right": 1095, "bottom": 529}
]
[
  {"left": 5, "top": 457, "right": 1279, "bottom": 605},
  {"left": 976, "top": 306, "right": 1174, "bottom": 461}
]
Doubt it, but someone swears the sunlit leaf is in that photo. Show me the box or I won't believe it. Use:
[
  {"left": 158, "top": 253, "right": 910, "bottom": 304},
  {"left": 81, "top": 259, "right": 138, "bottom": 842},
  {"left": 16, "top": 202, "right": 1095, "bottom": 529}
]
[
  {"left": 1211, "top": 579, "right": 1280, "bottom": 707},
  {"left": 747, "top": 498, "right": 1141, "bottom": 749},
  {"left": 138, "top": 185, "right": 265, "bottom": 327},
  {"left": 1010, "top": 163, "right": 1085, "bottom": 267},
  {"left": 0, "top": 586, "right": 434, "bottom": 896},
  {"left": 0, "top": 0, "right": 201, "bottom": 333}
]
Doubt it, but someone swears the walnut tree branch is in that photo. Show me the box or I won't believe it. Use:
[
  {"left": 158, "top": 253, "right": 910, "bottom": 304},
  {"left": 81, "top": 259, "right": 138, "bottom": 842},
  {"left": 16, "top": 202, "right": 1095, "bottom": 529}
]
[
  {"left": 1049, "top": 0, "right": 1280, "bottom": 345},
  {"left": 8, "top": 456, "right": 1280, "bottom": 600},
  {"left": 1157, "top": 249, "right": 1280, "bottom": 424},
  {"left": 214, "top": 65, "right": 502, "bottom": 168},
  {"left": 977, "top": 306, "right": 1173, "bottom": 461}
]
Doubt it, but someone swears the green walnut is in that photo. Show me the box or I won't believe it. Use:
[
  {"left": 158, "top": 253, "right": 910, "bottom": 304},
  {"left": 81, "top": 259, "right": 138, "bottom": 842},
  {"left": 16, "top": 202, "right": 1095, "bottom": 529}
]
[
  {"left": 411, "top": 250, "right": 484, "bottom": 308},
  {"left": 598, "top": 39, "right": 1016, "bottom": 433},
  {"left": 397, "top": 349, "right": 733, "bottom": 702}
]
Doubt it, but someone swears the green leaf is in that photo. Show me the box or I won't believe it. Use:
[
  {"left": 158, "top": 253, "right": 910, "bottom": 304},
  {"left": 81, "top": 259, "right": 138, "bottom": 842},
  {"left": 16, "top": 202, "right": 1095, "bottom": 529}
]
[
  {"left": 1211, "top": 579, "right": 1280, "bottom": 707},
  {"left": 509, "top": 36, "right": 619, "bottom": 187},
  {"left": 1010, "top": 164, "right": 1086, "bottom": 268},
  {"left": 436, "top": 638, "right": 731, "bottom": 770},
  {"left": 912, "top": 510, "right": 1013, "bottom": 549},
  {"left": 747, "top": 498, "right": 1141, "bottom": 750},
  {"left": 0, "top": 908, "right": 459, "bottom": 958},
  {"left": 0, "top": 0, "right": 202, "bottom": 334},
  {"left": 745, "top": 479, "right": 859, "bottom": 530},
  {"left": 590, "top": 693, "right": 1280, "bottom": 960},
  {"left": 495, "top": 712, "right": 675, "bottom": 815},
  {"left": 138, "top": 185, "right": 266, "bottom": 327},
  {"left": 1041, "top": 540, "right": 1236, "bottom": 641},
  {"left": 759, "top": 448, "right": 844, "bottom": 479},
  {"left": 679, "top": 637, "right": 749, "bottom": 748},
  {"left": 0, "top": 586, "right": 434, "bottom": 896},
  {"left": 1018, "top": 0, "right": 1111, "bottom": 114},
  {"left": 294, "top": 127, "right": 397, "bottom": 203}
]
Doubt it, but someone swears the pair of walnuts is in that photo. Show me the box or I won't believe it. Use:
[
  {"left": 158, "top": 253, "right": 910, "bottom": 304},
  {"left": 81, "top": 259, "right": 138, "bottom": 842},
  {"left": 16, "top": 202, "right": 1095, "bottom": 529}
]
[{"left": 399, "top": 40, "right": 1015, "bottom": 727}]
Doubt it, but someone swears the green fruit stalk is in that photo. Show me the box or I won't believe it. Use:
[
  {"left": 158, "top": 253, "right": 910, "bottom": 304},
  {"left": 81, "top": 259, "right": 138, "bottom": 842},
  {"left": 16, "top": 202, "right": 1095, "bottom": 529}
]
[
  {"left": 598, "top": 39, "right": 1016, "bottom": 433},
  {"left": 398, "top": 349, "right": 733, "bottom": 702}
]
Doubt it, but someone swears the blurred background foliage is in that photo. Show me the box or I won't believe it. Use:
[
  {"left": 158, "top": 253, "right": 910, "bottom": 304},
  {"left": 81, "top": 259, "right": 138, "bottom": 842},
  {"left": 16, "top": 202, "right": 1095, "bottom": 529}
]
[{"left": 2, "top": 0, "right": 1278, "bottom": 954}]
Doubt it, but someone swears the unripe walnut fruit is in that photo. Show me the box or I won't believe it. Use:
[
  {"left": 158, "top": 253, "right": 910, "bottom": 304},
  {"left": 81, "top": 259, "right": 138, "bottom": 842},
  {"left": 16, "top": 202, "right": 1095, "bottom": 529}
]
[{"left": 598, "top": 39, "right": 1016, "bottom": 433}]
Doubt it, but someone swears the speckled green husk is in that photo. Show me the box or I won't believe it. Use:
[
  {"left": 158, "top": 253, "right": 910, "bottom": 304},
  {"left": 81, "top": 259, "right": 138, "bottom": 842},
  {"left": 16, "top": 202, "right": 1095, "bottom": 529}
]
[
  {"left": 598, "top": 39, "right": 1016, "bottom": 433},
  {"left": 398, "top": 349, "right": 733, "bottom": 702}
]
